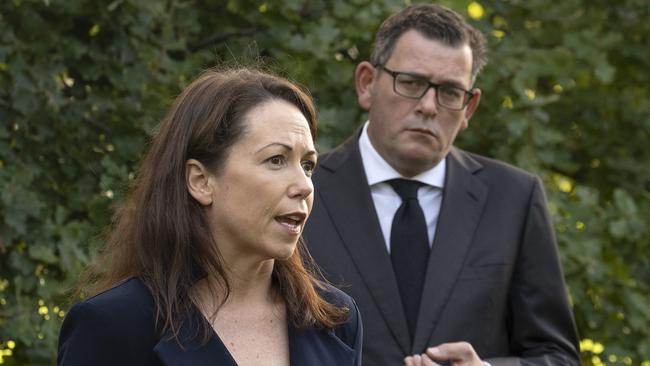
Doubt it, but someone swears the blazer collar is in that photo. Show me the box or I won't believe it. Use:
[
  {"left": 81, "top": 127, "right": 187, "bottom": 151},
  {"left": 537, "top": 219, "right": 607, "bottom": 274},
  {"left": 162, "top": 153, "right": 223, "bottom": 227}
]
[
  {"left": 154, "top": 316, "right": 355, "bottom": 365},
  {"left": 153, "top": 313, "right": 237, "bottom": 366}
]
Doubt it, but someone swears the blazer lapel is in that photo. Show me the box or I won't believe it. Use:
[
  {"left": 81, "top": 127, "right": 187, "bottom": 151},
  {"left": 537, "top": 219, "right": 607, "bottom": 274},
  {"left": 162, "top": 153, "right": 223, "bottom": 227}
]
[
  {"left": 289, "top": 325, "right": 356, "bottom": 365},
  {"left": 154, "top": 318, "right": 355, "bottom": 366},
  {"left": 153, "top": 315, "right": 238, "bottom": 366},
  {"left": 412, "top": 148, "right": 488, "bottom": 353},
  {"left": 317, "top": 134, "right": 411, "bottom": 354}
]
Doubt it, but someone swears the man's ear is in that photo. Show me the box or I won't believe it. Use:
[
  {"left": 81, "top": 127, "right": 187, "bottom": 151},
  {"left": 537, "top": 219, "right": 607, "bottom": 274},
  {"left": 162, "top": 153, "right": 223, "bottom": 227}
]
[
  {"left": 460, "top": 88, "right": 482, "bottom": 131},
  {"left": 186, "top": 159, "right": 214, "bottom": 206},
  {"left": 355, "top": 61, "right": 377, "bottom": 111}
]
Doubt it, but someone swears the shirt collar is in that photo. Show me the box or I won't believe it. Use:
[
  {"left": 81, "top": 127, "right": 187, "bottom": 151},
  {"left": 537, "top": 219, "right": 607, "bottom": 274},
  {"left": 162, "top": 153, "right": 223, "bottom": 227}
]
[{"left": 358, "top": 121, "right": 446, "bottom": 188}]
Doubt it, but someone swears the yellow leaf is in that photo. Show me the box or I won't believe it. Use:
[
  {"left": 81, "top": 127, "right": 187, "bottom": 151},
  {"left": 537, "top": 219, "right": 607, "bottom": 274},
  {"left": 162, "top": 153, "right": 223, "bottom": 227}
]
[
  {"left": 524, "top": 88, "right": 536, "bottom": 100},
  {"left": 467, "top": 2, "right": 484, "bottom": 20},
  {"left": 492, "top": 30, "right": 505, "bottom": 39},
  {"left": 592, "top": 342, "right": 604, "bottom": 354},
  {"left": 502, "top": 96, "right": 513, "bottom": 109},
  {"left": 580, "top": 338, "right": 594, "bottom": 352},
  {"left": 89, "top": 24, "right": 101, "bottom": 37}
]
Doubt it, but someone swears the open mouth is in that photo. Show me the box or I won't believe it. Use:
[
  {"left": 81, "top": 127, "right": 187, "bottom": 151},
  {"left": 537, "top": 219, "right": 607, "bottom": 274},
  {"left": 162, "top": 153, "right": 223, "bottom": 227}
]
[{"left": 275, "top": 212, "right": 307, "bottom": 234}]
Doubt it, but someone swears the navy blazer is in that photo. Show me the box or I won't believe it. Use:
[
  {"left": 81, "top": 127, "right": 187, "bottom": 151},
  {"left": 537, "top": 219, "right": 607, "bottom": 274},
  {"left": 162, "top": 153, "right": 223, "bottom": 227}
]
[{"left": 58, "top": 277, "right": 362, "bottom": 365}]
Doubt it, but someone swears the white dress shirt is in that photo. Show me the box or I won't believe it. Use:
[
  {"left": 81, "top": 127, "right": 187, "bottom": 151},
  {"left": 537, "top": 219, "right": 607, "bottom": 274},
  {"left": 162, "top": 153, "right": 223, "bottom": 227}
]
[{"left": 358, "top": 122, "right": 445, "bottom": 253}]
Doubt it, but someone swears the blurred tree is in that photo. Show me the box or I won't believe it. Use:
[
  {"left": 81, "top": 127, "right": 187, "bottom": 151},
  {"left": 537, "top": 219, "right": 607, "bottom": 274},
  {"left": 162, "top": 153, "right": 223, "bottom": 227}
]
[
  {"left": 462, "top": 1, "right": 650, "bottom": 365},
  {"left": 0, "top": 0, "right": 647, "bottom": 365}
]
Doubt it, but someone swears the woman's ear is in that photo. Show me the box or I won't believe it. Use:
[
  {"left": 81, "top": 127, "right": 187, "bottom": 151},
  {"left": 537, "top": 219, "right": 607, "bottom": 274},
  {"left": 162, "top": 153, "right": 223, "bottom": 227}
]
[{"left": 186, "top": 159, "right": 214, "bottom": 206}]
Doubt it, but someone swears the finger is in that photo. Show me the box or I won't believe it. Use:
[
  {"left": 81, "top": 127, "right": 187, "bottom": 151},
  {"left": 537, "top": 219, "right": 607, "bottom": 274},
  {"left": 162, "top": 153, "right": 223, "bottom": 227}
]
[
  {"left": 404, "top": 355, "right": 416, "bottom": 366},
  {"left": 420, "top": 353, "right": 439, "bottom": 366},
  {"left": 427, "top": 342, "right": 478, "bottom": 363}
]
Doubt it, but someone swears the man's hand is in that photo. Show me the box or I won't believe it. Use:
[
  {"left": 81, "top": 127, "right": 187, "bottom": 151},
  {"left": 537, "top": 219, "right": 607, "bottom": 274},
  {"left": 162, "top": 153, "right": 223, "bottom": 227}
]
[
  {"left": 404, "top": 342, "right": 485, "bottom": 366},
  {"left": 404, "top": 353, "right": 437, "bottom": 366}
]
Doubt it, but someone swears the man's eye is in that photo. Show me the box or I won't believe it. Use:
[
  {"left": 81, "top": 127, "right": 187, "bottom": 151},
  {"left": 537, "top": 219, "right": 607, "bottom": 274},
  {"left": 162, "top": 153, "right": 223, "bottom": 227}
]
[
  {"left": 398, "top": 78, "right": 423, "bottom": 86},
  {"left": 441, "top": 86, "right": 462, "bottom": 98},
  {"left": 398, "top": 79, "right": 416, "bottom": 85}
]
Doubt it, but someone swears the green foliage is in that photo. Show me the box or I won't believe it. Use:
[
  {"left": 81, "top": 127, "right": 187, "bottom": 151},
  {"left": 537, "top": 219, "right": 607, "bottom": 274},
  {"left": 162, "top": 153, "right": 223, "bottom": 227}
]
[
  {"left": 459, "top": 1, "right": 650, "bottom": 364},
  {"left": 0, "top": 0, "right": 648, "bottom": 365}
]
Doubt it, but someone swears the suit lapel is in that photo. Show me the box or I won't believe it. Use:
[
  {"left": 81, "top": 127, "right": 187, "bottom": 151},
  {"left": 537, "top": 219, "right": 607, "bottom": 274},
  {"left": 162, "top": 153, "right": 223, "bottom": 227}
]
[
  {"left": 317, "top": 134, "right": 411, "bottom": 354},
  {"left": 412, "top": 148, "right": 488, "bottom": 353}
]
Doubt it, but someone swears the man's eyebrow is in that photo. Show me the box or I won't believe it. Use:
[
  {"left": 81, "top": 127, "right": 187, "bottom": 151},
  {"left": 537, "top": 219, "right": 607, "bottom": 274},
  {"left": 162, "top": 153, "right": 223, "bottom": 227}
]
[{"left": 402, "top": 71, "right": 468, "bottom": 89}]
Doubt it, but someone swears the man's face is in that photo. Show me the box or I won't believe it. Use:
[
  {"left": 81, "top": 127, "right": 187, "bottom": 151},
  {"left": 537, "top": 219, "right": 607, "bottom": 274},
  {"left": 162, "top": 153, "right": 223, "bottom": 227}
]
[{"left": 358, "top": 30, "right": 480, "bottom": 177}]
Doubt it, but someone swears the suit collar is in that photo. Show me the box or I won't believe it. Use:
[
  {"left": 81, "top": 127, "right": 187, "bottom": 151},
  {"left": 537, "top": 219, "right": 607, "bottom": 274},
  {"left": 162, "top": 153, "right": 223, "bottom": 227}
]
[
  {"left": 412, "top": 147, "right": 488, "bottom": 352},
  {"left": 358, "top": 122, "right": 446, "bottom": 188},
  {"left": 317, "top": 130, "right": 412, "bottom": 354}
]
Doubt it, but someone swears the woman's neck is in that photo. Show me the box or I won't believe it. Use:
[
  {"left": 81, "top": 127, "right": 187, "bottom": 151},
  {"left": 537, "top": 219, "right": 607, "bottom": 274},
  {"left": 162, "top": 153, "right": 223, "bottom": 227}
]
[
  {"left": 225, "top": 259, "right": 276, "bottom": 303},
  {"left": 193, "top": 257, "right": 278, "bottom": 315}
]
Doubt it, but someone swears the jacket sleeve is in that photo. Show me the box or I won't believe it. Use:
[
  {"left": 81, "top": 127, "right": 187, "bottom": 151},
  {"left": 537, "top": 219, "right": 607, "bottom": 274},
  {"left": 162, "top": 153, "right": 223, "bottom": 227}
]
[
  {"left": 330, "top": 290, "right": 364, "bottom": 366},
  {"left": 487, "top": 178, "right": 580, "bottom": 366},
  {"left": 349, "top": 298, "right": 364, "bottom": 366}
]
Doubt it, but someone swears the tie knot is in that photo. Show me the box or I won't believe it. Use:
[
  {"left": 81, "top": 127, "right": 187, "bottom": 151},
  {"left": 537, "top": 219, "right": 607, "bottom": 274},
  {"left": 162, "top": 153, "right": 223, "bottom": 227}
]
[{"left": 388, "top": 179, "right": 423, "bottom": 200}]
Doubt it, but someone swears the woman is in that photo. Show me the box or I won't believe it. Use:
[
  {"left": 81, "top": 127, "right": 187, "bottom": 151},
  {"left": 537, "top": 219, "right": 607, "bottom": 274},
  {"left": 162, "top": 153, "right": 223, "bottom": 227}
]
[{"left": 57, "top": 68, "right": 362, "bottom": 365}]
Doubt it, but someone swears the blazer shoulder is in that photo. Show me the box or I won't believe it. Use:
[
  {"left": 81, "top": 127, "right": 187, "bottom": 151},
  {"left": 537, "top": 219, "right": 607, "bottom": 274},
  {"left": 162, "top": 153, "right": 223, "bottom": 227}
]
[
  {"left": 455, "top": 148, "right": 540, "bottom": 189},
  {"left": 82, "top": 277, "right": 156, "bottom": 321},
  {"left": 318, "top": 282, "right": 356, "bottom": 310},
  {"left": 318, "top": 283, "right": 363, "bottom": 352},
  {"left": 315, "top": 131, "right": 361, "bottom": 173},
  {"left": 58, "top": 278, "right": 159, "bottom": 365}
]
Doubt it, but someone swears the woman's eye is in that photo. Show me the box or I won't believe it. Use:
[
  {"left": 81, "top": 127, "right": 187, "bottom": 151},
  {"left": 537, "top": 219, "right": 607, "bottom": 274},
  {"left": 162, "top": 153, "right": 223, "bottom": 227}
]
[
  {"left": 301, "top": 160, "right": 316, "bottom": 176},
  {"left": 268, "top": 155, "right": 286, "bottom": 166}
]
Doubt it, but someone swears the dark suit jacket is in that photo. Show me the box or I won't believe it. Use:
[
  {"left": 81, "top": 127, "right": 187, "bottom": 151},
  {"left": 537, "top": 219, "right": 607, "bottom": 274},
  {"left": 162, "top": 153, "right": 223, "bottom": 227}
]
[
  {"left": 303, "top": 133, "right": 580, "bottom": 366},
  {"left": 58, "top": 277, "right": 362, "bottom": 365}
]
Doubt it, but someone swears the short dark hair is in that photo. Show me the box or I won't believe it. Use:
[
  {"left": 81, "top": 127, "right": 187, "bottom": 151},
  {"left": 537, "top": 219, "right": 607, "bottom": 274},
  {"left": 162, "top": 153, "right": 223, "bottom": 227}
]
[{"left": 370, "top": 4, "right": 487, "bottom": 80}]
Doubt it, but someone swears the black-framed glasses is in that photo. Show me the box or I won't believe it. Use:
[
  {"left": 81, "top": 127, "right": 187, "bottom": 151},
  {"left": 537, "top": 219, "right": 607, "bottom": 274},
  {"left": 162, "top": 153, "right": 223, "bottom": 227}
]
[{"left": 377, "top": 65, "right": 474, "bottom": 111}]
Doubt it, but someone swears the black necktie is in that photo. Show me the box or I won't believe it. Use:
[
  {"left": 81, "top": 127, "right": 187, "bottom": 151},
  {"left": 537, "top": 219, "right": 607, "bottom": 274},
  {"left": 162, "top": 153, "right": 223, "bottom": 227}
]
[{"left": 388, "top": 179, "right": 430, "bottom": 340}]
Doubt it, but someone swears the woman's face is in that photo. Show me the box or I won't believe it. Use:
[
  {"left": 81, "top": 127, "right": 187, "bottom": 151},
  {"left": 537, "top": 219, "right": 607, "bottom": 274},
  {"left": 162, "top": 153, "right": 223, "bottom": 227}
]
[{"left": 205, "top": 99, "right": 316, "bottom": 263}]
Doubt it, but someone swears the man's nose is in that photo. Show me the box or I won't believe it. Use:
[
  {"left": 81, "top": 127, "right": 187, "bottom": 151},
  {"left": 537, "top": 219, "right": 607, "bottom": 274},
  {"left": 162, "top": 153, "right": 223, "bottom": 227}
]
[{"left": 416, "top": 87, "right": 438, "bottom": 118}]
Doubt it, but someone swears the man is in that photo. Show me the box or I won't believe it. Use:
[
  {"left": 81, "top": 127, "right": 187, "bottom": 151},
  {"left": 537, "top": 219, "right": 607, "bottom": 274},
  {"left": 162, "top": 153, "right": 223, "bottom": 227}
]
[{"left": 303, "top": 4, "right": 580, "bottom": 366}]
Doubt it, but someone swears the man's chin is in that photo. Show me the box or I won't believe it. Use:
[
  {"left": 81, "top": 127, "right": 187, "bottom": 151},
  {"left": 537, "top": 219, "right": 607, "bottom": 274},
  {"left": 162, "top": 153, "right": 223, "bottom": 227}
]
[{"left": 393, "top": 152, "right": 442, "bottom": 177}]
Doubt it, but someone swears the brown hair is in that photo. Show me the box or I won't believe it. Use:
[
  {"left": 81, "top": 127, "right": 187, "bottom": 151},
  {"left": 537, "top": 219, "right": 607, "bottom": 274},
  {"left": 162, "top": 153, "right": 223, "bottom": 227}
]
[
  {"left": 371, "top": 4, "right": 488, "bottom": 80},
  {"left": 83, "top": 68, "right": 347, "bottom": 343}
]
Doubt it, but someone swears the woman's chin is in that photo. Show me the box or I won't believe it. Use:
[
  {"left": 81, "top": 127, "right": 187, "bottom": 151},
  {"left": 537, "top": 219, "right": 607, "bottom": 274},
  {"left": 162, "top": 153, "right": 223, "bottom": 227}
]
[{"left": 273, "top": 244, "right": 298, "bottom": 261}]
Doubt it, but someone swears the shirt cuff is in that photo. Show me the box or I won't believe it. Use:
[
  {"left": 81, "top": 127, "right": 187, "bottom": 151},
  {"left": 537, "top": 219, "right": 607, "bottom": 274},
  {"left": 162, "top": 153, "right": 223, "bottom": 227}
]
[{"left": 483, "top": 362, "right": 492, "bottom": 366}]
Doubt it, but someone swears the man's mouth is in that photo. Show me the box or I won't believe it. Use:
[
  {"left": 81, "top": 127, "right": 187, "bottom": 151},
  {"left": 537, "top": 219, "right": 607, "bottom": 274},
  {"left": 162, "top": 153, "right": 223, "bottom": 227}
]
[{"left": 406, "top": 127, "right": 436, "bottom": 137}]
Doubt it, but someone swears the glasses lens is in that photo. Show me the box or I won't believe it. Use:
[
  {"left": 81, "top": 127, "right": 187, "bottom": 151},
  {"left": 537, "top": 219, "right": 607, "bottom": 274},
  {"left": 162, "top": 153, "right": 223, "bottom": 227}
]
[
  {"left": 438, "top": 85, "right": 466, "bottom": 109},
  {"left": 394, "top": 74, "right": 428, "bottom": 98}
]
